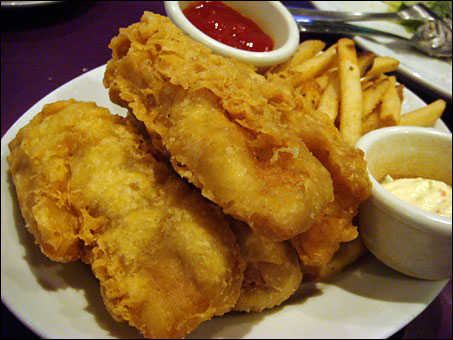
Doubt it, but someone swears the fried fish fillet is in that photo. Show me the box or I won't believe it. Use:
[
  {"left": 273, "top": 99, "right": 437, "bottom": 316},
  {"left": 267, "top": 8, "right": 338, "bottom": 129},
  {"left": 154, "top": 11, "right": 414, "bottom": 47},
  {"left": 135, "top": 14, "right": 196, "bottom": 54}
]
[
  {"left": 289, "top": 110, "right": 371, "bottom": 270},
  {"left": 103, "top": 12, "right": 334, "bottom": 241},
  {"left": 291, "top": 191, "right": 360, "bottom": 268},
  {"left": 269, "top": 46, "right": 372, "bottom": 269},
  {"left": 300, "top": 237, "right": 368, "bottom": 282},
  {"left": 126, "top": 112, "right": 302, "bottom": 313},
  {"left": 287, "top": 109, "right": 371, "bottom": 269},
  {"left": 285, "top": 109, "right": 371, "bottom": 204},
  {"left": 267, "top": 42, "right": 371, "bottom": 268},
  {"left": 230, "top": 220, "right": 302, "bottom": 313},
  {"left": 8, "top": 100, "right": 245, "bottom": 339}
]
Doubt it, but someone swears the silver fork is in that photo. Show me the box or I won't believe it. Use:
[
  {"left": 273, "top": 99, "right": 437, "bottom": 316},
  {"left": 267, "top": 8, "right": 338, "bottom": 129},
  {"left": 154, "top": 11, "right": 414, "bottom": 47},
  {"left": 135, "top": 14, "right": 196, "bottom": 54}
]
[
  {"left": 289, "top": 4, "right": 452, "bottom": 58},
  {"left": 297, "top": 20, "right": 452, "bottom": 57},
  {"left": 287, "top": 4, "right": 437, "bottom": 23}
]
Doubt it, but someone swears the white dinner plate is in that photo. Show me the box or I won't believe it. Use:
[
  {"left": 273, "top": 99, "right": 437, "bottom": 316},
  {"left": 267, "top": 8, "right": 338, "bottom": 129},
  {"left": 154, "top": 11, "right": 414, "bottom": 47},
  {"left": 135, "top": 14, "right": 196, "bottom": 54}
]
[
  {"left": 1, "top": 65, "right": 450, "bottom": 339},
  {"left": 1, "top": 1, "right": 62, "bottom": 8},
  {"left": 310, "top": 1, "right": 452, "bottom": 100}
]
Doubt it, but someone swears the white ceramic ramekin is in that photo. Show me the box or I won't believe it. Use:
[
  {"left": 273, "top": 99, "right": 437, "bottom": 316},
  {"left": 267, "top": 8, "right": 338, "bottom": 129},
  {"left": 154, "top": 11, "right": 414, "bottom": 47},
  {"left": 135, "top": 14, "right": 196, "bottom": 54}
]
[
  {"left": 164, "top": 1, "right": 300, "bottom": 67},
  {"left": 356, "top": 126, "right": 452, "bottom": 280}
]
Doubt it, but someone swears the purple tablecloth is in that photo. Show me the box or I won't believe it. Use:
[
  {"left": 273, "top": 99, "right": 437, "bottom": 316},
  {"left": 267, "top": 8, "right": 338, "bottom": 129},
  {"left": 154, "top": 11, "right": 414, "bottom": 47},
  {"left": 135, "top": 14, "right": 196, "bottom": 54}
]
[{"left": 1, "top": 1, "right": 451, "bottom": 339}]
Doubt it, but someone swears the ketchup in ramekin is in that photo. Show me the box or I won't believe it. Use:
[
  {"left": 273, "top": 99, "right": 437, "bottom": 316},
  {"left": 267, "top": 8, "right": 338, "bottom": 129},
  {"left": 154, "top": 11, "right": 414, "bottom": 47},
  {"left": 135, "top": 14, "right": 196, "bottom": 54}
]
[{"left": 183, "top": 1, "right": 274, "bottom": 52}]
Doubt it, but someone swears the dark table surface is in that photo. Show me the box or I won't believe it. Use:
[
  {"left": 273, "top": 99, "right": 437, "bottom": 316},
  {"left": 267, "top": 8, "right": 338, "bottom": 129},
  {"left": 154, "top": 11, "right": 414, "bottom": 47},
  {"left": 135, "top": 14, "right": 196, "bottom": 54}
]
[{"left": 1, "top": 1, "right": 451, "bottom": 339}]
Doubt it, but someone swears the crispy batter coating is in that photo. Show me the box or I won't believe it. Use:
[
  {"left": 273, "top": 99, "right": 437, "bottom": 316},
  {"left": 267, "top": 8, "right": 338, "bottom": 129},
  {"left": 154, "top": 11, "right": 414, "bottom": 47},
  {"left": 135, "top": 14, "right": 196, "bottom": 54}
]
[
  {"left": 8, "top": 100, "right": 245, "bottom": 339},
  {"left": 103, "top": 12, "right": 334, "bottom": 241},
  {"left": 300, "top": 237, "right": 368, "bottom": 282},
  {"left": 291, "top": 192, "right": 359, "bottom": 267},
  {"left": 266, "top": 40, "right": 371, "bottom": 269},
  {"left": 292, "top": 110, "right": 371, "bottom": 267},
  {"left": 288, "top": 109, "right": 371, "bottom": 269},
  {"left": 286, "top": 109, "right": 371, "bottom": 204},
  {"left": 126, "top": 112, "right": 303, "bottom": 313},
  {"left": 230, "top": 221, "right": 302, "bottom": 313}
]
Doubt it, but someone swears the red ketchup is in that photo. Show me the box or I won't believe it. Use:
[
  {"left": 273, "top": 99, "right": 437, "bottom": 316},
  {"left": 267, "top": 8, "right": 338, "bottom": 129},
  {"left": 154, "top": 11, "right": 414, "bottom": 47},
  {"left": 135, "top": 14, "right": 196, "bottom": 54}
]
[{"left": 183, "top": 1, "right": 274, "bottom": 52}]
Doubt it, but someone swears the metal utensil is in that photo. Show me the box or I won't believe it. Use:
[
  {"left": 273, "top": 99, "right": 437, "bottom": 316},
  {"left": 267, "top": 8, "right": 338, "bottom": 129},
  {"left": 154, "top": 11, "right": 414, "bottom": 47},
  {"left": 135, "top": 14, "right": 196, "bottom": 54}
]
[
  {"left": 297, "top": 20, "right": 452, "bottom": 57},
  {"left": 287, "top": 4, "right": 436, "bottom": 23},
  {"left": 290, "top": 3, "right": 452, "bottom": 58}
]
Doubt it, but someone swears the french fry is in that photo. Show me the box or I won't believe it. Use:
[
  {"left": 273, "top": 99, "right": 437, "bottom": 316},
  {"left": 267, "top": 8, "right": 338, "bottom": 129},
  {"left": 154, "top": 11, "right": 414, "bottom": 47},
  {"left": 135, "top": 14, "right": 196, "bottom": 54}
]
[
  {"left": 380, "top": 76, "right": 401, "bottom": 125},
  {"left": 399, "top": 99, "right": 446, "bottom": 126},
  {"left": 337, "top": 38, "right": 362, "bottom": 145},
  {"left": 317, "top": 72, "right": 340, "bottom": 122},
  {"left": 361, "top": 106, "right": 383, "bottom": 135},
  {"left": 297, "top": 79, "right": 323, "bottom": 110},
  {"left": 357, "top": 51, "right": 375, "bottom": 77},
  {"left": 289, "top": 43, "right": 338, "bottom": 87},
  {"left": 271, "top": 40, "right": 326, "bottom": 74},
  {"left": 364, "top": 56, "right": 400, "bottom": 78},
  {"left": 361, "top": 78, "right": 390, "bottom": 119},
  {"left": 361, "top": 74, "right": 388, "bottom": 91},
  {"left": 315, "top": 71, "right": 333, "bottom": 92},
  {"left": 396, "top": 84, "right": 405, "bottom": 102}
]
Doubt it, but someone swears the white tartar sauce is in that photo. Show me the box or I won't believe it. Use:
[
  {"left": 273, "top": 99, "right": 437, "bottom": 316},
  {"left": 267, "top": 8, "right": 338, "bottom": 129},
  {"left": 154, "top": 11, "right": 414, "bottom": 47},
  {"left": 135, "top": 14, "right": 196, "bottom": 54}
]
[{"left": 381, "top": 175, "right": 452, "bottom": 218}]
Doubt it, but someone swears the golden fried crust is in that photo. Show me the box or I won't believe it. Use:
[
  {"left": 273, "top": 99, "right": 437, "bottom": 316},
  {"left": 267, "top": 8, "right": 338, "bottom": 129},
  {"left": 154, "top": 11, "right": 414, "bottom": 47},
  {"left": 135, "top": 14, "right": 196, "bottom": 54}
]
[
  {"left": 300, "top": 237, "right": 368, "bottom": 282},
  {"left": 286, "top": 109, "right": 371, "bottom": 269},
  {"left": 8, "top": 100, "right": 86, "bottom": 262},
  {"left": 8, "top": 100, "right": 245, "bottom": 339},
  {"left": 230, "top": 221, "right": 302, "bottom": 313},
  {"left": 291, "top": 193, "right": 359, "bottom": 267},
  {"left": 103, "top": 12, "right": 334, "bottom": 240},
  {"left": 285, "top": 109, "right": 371, "bottom": 203}
]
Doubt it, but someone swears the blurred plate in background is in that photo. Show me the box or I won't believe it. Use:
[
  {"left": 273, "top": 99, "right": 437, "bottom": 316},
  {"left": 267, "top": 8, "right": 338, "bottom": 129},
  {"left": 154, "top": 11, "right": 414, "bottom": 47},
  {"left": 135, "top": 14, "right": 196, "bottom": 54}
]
[{"left": 1, "top": 1, "right": 62, "bottom": 8}]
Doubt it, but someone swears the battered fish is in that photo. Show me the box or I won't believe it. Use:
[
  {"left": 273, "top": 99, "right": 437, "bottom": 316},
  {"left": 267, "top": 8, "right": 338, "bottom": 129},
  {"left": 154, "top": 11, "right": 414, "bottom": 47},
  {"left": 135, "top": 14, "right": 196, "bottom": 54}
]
[
  {"left": 291, "top": 192, "right": 360, "bottom": 268},
  {"left": 103, "top": 12, "right": 334, "bottom": 241},
  {"left": 300, "top": 237, "right": 368, "bottom": 282},
  {"left": 126, "top": 112, "right": 303, "bottom": 313},
  {"left": 269, "top": 42, "right": 372, "bottom": 269},
  {"left": 283, "top": 108, "right": 371, "bottom": 203},
  {"left": 289, "top": 110, "right": 371, "bottom": 269},
  {"left": 8, "top": 100, "right": 245, "bottom": 339},
  {"left": 230, "top": 220, "right": 302, "bottom": 313}
]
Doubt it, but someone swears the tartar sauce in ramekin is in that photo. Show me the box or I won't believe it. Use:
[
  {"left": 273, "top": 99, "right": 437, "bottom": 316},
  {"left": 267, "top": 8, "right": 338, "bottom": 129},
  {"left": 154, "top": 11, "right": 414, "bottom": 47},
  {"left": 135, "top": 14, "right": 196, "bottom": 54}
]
[{"left": 381, "top": 175, "right": 452, "bottom": 218}]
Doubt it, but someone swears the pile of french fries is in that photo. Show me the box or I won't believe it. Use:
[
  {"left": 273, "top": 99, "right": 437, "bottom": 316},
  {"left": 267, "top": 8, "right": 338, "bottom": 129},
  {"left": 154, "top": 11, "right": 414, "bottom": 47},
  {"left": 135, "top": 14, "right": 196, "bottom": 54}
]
[{"left": 270, "top": 38, "right": 447, "bottom": 145}]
